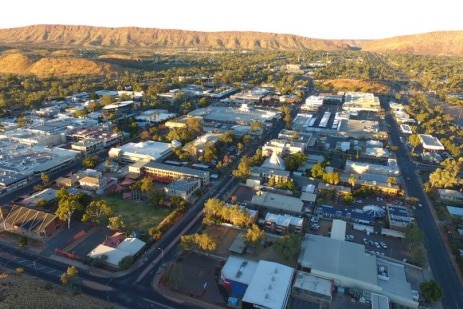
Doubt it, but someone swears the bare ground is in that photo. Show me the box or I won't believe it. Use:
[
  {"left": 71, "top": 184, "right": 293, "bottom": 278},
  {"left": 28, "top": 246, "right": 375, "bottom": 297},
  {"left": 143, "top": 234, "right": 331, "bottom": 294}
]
[{"left": 0, "top": 271, "right": 115, "bottom": 309}]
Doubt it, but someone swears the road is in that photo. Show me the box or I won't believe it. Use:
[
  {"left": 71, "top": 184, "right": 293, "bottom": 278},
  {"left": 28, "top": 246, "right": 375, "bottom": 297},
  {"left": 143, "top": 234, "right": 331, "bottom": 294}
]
[{"left": 381, "top": 95, "right": 463, "bottom": 308}]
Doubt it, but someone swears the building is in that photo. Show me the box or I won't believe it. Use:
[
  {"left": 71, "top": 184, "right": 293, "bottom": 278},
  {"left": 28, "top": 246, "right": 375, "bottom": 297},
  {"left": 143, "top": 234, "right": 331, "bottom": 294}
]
[
  {"left": 299, "top": 234, "right": 418, "bottom": 308},
  {"left": 438, "top": 189, "right": 463, "bottom": 202},
  {"left": 140, "top": 162, "right": 210, "bottom": 186},
  {"left": 3, "top": 206, "right": 63, "bottom": 239},
  {"left": 262, "top": 139, "right": 305, "bottom": 157},
  {"left": 419, "top": 134, "right": 445, "bottom": 151},
  {"left": 101, "top": 101, "right": 137, "bottom": 121},
  {"left": 291, "top": 271, "right": 334, "bottom": 304},
  {"left": 221, "top": 256, "right": 259, "bottom": 298},
  {"left": 108, "top": 141, "right": 173, "bottom": 163},
  {"left": 386, "top": 205, "right": 414, "bottom": 232},
  {"left": 342, "top": 92, "right": 381, "bottom": 112},
  {"left": 188, "top": 104, "right": 280, "bottom": 125},
  {"left": 251, "top": 191, "right": 304, "bottom": 215},
  {"left": 164, "top": 177, "right": 201, "bottom": 200},
  {"left": 241, "top": 260, "right": 294, "bottom": 309},
  {"left": 87, "top": 236, "right": 146, "bottom": 269},
  {"left": 263, "top": 212, "right": 305, "bottom": 234},
  {"left": 345, "top": 160, "right": 400, "bottom": 177}
]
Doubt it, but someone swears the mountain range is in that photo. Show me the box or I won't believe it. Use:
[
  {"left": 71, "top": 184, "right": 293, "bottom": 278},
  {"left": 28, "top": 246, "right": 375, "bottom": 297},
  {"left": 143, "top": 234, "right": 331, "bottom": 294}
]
[
  {"left": 0, "top": 25, "right": 462, "bottom": 77},
  {"left": 0, "top": 25, "right": 462, "bottom": 56}
]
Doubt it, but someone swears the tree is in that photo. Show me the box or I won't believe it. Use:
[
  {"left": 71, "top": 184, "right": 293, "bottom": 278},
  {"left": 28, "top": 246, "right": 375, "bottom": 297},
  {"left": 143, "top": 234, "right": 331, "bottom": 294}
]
[
  {"left": 180, "top": 233, "right": 217, "bottom": 252},
  {"left": 82, "top": 156, "right": 98, "bottom": 169},
  {"left": 348, "top": 176, "right": 357, "bottom": 187},
  {"left": 108, "top": 215, "right": 126, "bottom": 232},
  {"left": 311, "top": 162, "right": 325, "bottom": 178},
  {"left": 55, "top": 195, "right": 82, "bottom": 230},
  {"left": 82, "top": 200, "right": 113, "bottom": 224},
  {"left": 420, "top": 280, "right": 443, "bottom": 303},
  {"left": 60, "top": 265, "right": 79, "bottom": 289},
  {"left": 242, "top": 224, "right": 266, "bottom": 247},
  {"left": 119, "top": 255, "right": 135, "bottom": 270},
  {"left": 284, "top": 152, "right": 307, "bottom": 172},
  {"left": 41, "top": 172, "right": 51, "bottom": 187},
  {"left": 273, "top": 234, "right": 301, "bottom": 260},
  {"left": 232, "top": 155, "right": 252, "bottom": 180},
  {"left": 408, "top": 134, "right": 421, "bottom": 153},
  {"left": 404, "top": 223, "right": 424, "bottom": 252},
  {"left": 387, "top": 176, "right": 397, "bottom": 185},
  {"left": 279, "top": 105, "right": 292, "bottom": 128},
  {"left": 18, "top": 236, "right": 28, "bottom": 247}
]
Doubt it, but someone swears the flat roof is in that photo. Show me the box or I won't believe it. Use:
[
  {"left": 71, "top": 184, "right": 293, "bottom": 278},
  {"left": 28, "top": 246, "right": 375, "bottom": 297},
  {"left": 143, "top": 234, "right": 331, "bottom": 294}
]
[
  {"left": 251, "top": 192, "right": 303, "bottom": 213},
  {"left": 299, "top": 234, "right": 378, "bottom": 288},
  {"left": 293, "top": 271, "right": 332, "bottom": 297},
  {"left": 330, "top": 219, "right": 347, "bottom": 241},
  {"left": 221, "top": 256, "right": 258, "bottom": 285},
  {"left": 419, "top": 134, "right": 444, "bottom": 150},
  {"left": 189, "top": 106, "right": 279, "bottom": 124},
  {"left": 118, "top": 141, "right": 172, "bottom": 159},
  {"left": 242, "top": 260, "right": 294, "bottom": 309}
]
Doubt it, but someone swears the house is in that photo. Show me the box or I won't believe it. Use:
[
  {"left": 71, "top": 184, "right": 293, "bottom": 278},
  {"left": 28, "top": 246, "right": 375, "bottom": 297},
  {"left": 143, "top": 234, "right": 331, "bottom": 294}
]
[{"left": 438, "top": 189, "right": 463, "bottom": 202}]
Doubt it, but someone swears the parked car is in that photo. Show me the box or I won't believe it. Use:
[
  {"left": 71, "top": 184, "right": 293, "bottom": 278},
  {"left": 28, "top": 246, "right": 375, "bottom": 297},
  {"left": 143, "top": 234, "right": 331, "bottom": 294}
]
[
  {"left": 345, "top": 234, "right": 354, "bottom": 241},
  {"left": 380, "top": 241, "right": 388, "bottom": 249}
]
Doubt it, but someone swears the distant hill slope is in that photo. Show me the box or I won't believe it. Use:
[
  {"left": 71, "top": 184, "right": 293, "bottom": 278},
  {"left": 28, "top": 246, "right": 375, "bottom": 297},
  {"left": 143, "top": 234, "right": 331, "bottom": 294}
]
[
  {"left": 0, "top": 25, "right": 352, "bottom": 51},
  {"left": 362, "top": 31, "right": 463, "bottom": 56}
]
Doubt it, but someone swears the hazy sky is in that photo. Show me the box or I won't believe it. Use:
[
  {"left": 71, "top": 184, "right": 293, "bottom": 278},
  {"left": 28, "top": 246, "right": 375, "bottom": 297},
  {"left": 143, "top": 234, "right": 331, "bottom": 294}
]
[{"left": 1, "top": 0, "right": 462, "bottom": 40}]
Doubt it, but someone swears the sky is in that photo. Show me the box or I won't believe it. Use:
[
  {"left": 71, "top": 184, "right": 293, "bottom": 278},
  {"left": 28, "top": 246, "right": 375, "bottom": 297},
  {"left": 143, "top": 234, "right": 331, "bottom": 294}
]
[{"left": 1, "top": 0, "right": 462, "bottom": 40}]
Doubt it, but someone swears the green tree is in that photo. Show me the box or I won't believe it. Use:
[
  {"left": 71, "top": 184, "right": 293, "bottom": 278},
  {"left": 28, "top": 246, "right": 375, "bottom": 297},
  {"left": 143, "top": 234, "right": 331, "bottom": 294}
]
[
  {"left": 55, "top": 195, "right": 83, "bottom": 230},
  {"left": 404, "top": 223, "right": 424, "bottom": 252},
  {"left": 273, "top": 234, "right": 301, "bottom": 260},
  {"left": 284, "top": 152, "right": 307, "bottom": 172},
  {"left": 108, "top": 215, "right": 126, "bottom": 232},
  {"left": 18, "top": 236, "right": 28, "bottom": 247},
  {"left": 82, "top": 200, "right": 113, "bottom": 224},
  {"left": 420, "top": 280, "right": 443, "bottom": 303},
  {"left": 119, "top": 255, "right": 135, "bottom": 270}
]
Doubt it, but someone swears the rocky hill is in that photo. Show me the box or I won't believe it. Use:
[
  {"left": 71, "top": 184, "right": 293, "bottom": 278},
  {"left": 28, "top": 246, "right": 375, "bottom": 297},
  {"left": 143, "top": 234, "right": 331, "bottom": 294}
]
[
  {"left": 0, "top": 25, "right": 352, "bottom": 51},
  {"left": 361, "top": 31, "right": 463, "bottom": 56}
]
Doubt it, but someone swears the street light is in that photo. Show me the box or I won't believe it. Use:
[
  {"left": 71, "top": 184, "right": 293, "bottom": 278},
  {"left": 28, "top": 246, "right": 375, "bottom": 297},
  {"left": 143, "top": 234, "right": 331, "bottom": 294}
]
[{"left": 157, "top": 247, "right": 164, "bottom": 264}]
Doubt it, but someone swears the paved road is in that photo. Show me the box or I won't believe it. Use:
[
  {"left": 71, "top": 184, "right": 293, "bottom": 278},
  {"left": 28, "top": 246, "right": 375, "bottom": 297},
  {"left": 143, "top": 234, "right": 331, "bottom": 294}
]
[{"left": 381, "top": 96, "right": 463, "bottom": 308}]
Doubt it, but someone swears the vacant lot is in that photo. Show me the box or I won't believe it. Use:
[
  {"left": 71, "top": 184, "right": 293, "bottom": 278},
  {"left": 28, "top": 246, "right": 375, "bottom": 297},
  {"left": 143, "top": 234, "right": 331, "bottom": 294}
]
[
  {"left": 101, "top": 196, "right": 172, "bottom": 233},
  {"left": 0, "top": 271, "right": 113, "bottom": 309},
  {"left": 203, "top": 225, "right": 297, "bottom": 267}
]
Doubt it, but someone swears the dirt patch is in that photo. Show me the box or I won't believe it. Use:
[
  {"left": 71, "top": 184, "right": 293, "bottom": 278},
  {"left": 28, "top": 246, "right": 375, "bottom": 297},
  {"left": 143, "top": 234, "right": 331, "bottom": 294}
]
[
  {"left": 204, "top": 225, "right": 297, "bottom": 267},
  {"left": 0, "top": 271, "right": 113, "bottom": 308}
]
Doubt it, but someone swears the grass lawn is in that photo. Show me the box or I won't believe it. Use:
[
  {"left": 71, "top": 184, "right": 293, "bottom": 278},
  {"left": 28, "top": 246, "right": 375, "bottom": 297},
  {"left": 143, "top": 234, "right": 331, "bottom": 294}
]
[{"left": 100, "top": 195, "right": 173, "bottom": 233}]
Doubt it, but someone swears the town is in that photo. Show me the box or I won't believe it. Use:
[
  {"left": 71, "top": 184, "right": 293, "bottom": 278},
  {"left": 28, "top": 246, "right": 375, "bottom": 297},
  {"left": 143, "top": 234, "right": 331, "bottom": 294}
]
[{"left": 0, "top": 49, "right": 462, "bottom": 309}]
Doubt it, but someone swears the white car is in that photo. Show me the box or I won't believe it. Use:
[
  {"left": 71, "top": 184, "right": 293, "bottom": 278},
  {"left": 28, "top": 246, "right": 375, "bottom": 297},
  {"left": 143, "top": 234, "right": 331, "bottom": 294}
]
[{"left": 411, "top": 290, "right": 419, "bottom": 301}]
